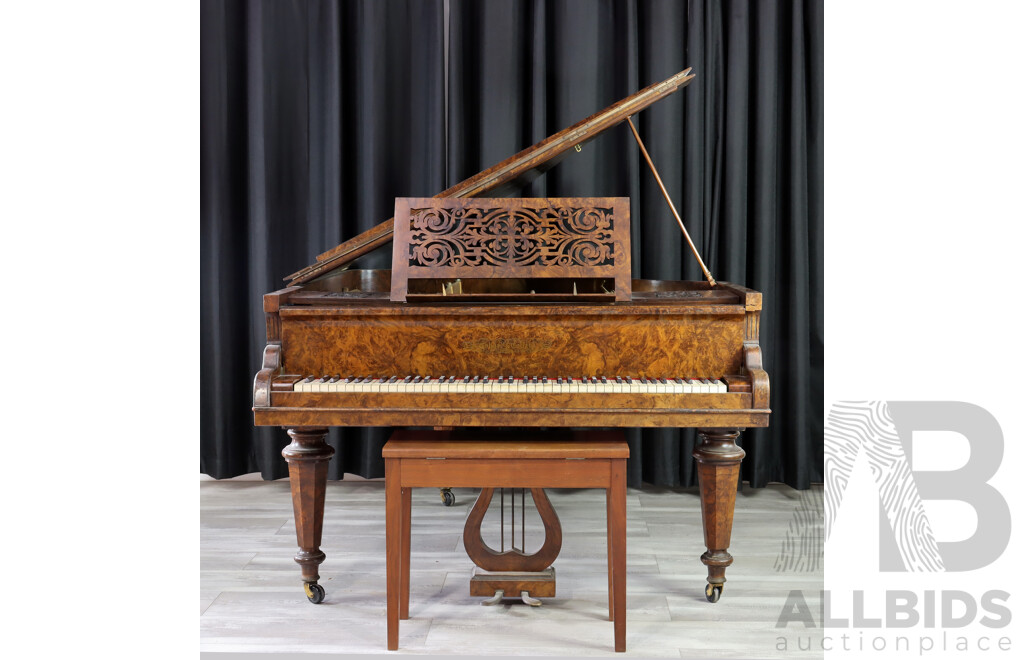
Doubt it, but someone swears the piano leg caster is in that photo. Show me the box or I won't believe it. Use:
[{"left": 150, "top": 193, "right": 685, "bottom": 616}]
[
  {"left": 304, "top": 581, "right": 326, "bottom": 604},
  {"left": 694, "top": 428, "right": 745, "bottom": 605},
  {"left": 282, "top": 427, "right": 333, "bottom": 606},
  {"left": 440, "top": 488, "right": 455, "bottom": 506}
]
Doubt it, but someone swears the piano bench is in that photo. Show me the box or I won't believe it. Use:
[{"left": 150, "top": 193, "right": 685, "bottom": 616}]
[{"left": 382, "top": 429, "right": 629, "bottom": 652}]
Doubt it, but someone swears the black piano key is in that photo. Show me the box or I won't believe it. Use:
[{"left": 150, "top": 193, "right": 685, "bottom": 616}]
[{"left": 557, "top": 377, "right": 563, "bottom": 384}]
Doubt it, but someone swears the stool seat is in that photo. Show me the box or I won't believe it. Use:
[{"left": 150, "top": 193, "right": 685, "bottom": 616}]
[
  {"left": 384, "top": 428, "right": 628, "bottom": 652},
  {"left": 384, "top": 429, "right": 629, "bottom": 460}
]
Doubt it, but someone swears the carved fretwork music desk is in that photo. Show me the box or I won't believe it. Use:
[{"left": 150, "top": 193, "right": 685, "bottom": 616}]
[{"left": 390, "top": 197, "right": 631, "bottom": 302}]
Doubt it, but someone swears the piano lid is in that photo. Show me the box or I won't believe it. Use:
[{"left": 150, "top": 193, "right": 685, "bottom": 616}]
[{"left": 285, "top": 68, "right": 695, "bottom": 286}]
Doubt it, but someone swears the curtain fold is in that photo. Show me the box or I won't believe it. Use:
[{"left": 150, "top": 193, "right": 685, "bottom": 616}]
[{"left": 201, "top": 0, "right": 823, "bottom": 488}]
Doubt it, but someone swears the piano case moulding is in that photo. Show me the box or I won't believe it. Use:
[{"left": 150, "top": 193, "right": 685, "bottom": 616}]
[{"left": 390, "top": 197, "right": 631, "bottom": 303}]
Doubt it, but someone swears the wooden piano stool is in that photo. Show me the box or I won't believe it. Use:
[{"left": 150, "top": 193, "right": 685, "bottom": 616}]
[{"left": 383, "top": 429, "right": 629, "bottom": 652}]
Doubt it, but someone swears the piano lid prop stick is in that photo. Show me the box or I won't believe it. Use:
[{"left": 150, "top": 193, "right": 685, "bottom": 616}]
[{"left": 626, "top": 116, "right": 716, "bottom": 287}]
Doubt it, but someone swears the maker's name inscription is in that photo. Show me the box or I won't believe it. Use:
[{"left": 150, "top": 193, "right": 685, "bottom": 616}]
[{"left": 460, "top": 338, "right": 554, "bottom": 355}]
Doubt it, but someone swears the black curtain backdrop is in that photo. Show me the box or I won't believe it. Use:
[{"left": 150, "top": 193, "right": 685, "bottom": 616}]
[{"left": 201, "top": 0, "right": 823, "bottom": 489}]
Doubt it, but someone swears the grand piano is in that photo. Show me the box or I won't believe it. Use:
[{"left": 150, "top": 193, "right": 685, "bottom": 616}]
[{"left": 252, "top": 68, "right": 770, "bottom": 608}]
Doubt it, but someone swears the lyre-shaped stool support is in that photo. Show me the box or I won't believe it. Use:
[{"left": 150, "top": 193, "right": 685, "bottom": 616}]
[
  {"left": 383, "top": 429, "right": 628, "bottom": 652},
  {"left": 464, "top": 487, "right": 562, "bottom": 604}
]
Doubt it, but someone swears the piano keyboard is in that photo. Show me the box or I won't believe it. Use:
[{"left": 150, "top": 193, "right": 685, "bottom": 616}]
[{"left": 293, "top": 375, "right": 728, "bottom": 394}]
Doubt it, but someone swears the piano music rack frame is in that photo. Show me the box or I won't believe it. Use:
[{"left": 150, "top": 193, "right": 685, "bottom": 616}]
[{"left": 390, "top": 197, "right": 632, "bottom": 302}]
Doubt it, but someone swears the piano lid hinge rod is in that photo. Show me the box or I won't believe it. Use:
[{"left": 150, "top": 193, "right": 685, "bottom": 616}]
[{"left": 626, "top": 116, "right": 716, "bottom": 287}]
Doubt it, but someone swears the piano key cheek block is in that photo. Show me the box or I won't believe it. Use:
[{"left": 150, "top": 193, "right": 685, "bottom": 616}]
[{"left": 251, "top": 67, "right": 770, "bottom": 643}]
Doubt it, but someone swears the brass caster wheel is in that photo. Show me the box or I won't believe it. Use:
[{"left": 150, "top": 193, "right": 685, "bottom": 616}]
[
  {"left": 304, "top": 582, "right": 326, "bottom": 604},
  {"left": 441, "top": 488, "right": 455, "bottom": 506},
  {"left": 705, "top": 583, "right": 722, "bottom": 603}
]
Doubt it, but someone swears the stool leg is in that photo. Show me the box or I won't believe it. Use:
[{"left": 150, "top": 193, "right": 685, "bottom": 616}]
[
  {"left": 606, "top": 491, "right": 614, "bottom": 621},
  {"left": 608, "top": 459, "right": 627, "bottom": 652},
  {"left": 401, "top": 486, "right": 411, "bottom": 619},
  {"left": 385, "top": 458, "right": 402, "bottom": 650}
]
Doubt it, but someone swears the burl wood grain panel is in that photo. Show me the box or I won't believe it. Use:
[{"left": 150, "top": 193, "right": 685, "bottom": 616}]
[{"left": 279, "top": 309, "right": 744, "bottom": 379}]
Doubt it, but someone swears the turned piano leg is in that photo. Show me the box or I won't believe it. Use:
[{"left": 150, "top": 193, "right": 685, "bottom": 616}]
[
  {"left": 282, "top": 427, "right": 334, "bottom": 604},
  {"left": 693, "top": 428, "right": 745, "bottom": 603}
]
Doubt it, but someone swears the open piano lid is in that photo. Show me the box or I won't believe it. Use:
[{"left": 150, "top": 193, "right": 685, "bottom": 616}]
[{"left": 285, "top": 68, "right": 695, "bottom": 286}]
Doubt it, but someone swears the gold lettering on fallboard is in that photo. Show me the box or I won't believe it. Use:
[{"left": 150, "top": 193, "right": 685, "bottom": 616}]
[{"left": 459, "top": 338, "right": 555, "bottom": 354}]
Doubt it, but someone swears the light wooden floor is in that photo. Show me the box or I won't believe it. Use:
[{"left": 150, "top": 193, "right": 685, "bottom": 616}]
[{"left": 201, "top": 478, "right": 823, "bottom": 658}]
